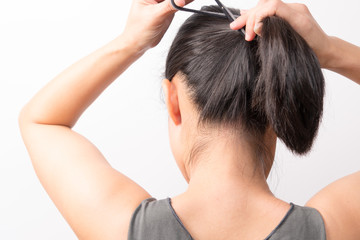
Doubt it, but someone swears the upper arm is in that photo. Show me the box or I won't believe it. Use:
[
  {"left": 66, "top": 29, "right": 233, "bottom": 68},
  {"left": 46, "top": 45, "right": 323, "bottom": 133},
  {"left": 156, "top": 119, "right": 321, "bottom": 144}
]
[
  {"left": 306, "top": 171, "right": 360, "bottom": 240},
  {"left": 19, "top": 122, "right": 151, "bottom": 239}
]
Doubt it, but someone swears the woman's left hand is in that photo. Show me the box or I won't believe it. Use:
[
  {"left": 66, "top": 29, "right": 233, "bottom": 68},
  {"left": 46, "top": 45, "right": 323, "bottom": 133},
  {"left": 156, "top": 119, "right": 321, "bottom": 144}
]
[{"left": 122, "top": 0, "right": 191, "bottom": 53}]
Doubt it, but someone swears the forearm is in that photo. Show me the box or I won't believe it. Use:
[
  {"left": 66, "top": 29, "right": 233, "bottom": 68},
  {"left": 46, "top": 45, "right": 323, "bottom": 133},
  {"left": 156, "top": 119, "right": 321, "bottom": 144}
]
[
  {"left": 20, "top": 35, "right": 143, "bottom": 128},
  {"left": 324, "top": 37, "right": 360, "bottom": 84}
]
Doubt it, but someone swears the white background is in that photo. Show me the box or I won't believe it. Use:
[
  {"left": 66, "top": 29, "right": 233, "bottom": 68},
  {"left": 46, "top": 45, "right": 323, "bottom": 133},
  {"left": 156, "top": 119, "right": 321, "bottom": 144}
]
[{"left": 1, "top": 0, "right": 360, "bottom": 239}]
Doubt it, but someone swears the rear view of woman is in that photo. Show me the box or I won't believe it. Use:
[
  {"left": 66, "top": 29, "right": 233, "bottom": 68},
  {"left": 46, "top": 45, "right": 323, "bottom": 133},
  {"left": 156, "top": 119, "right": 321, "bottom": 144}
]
[{"left": 19, "top": 0, "right": 360, "bottom": 239}]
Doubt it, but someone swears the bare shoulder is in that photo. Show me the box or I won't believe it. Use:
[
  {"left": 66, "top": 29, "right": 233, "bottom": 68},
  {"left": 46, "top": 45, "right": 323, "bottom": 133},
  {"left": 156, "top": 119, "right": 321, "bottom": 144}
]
[
  {"left": 306, "top": 171, "right": 360, "bottom": 240},
  {"left": 19, "top": 123, "right": 151, "bottom": 240}
]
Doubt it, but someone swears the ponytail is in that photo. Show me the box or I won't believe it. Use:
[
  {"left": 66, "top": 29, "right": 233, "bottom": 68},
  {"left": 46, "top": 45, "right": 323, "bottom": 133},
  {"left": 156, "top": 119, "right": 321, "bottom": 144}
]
[{"left": 253, "top": 16, "right": 325, "bottom": 154}]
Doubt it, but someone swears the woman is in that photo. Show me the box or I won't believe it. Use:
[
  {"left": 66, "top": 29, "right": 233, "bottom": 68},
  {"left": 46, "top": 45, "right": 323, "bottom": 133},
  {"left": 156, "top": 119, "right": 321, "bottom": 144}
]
[{"left": 19, "top": 0, "right": 360, "bottom": 239}]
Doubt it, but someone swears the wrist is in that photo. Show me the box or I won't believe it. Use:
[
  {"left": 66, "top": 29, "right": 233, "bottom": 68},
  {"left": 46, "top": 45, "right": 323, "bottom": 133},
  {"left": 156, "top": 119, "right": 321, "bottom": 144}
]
[
  {"left": 318, "top": 36, "right": 349, "bottom": 71},
  {"left": 316, "top": 35, "right": 335, "bottom": 69},
  {"left": 320, "top": 36, "right": 344, "bottom": 70},
  {"left": 104, "top": 34, "right": 147, "bottom": 61},
  {"left": 319, "top": 37, "right": 360, "bottom": 84}
]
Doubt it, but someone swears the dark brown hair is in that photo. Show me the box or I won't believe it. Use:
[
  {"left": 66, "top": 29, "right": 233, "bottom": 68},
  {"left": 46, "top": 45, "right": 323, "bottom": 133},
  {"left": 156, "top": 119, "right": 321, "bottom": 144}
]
[{"left": 165, "top": 6, "right": 324, "bottom": 159}]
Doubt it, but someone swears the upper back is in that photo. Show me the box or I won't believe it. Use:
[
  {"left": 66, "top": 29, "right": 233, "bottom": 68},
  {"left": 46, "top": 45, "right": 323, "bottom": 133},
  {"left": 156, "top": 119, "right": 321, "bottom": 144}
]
[{"left": 128, "top": 198, "right": 326, "bottom": 240}]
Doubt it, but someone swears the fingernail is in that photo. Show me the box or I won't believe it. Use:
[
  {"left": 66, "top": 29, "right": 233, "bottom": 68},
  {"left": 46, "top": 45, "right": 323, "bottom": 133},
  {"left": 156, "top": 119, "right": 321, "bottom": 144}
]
[
  {"left": 254, "top": 23, "right": 260, "bottom": 33},
  {"left": 254, "top": 23, "right": 263, "bottom": 36},
  {"left": 254, "top": 23, "right": 262, "bottom": 30},
  {"left": 245, "top": 32, "right": 250, "bottom": 41},
  {"left": 230, "top": 22, "right": 236, "bottom": 29},
  {"left": 175, "top": 0, "right": 185, "bottom": 6}
]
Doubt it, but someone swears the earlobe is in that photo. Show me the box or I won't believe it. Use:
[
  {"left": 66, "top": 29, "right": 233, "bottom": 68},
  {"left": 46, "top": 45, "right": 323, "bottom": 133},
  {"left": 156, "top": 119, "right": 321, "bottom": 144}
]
[{"left": 162, "top": 79, "right": 182, "bottom": 126}]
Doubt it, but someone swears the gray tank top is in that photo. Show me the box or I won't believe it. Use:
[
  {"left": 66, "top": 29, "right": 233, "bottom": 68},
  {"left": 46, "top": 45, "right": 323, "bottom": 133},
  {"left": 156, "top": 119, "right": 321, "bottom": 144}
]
[{"left": 128, "top": 198, "right": 326, "bottom": 240}]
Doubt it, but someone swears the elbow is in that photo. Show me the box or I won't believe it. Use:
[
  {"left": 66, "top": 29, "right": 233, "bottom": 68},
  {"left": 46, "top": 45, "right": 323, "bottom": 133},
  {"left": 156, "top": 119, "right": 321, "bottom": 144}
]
[{"left": 18, "top": 104, "right": 31, "bottom": 133}]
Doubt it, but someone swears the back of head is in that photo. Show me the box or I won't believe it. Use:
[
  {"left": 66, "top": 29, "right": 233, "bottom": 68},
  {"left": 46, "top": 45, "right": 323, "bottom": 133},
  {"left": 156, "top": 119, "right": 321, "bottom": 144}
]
[{"left": 165, "top": 6, "right": 325, "bottom": 158}]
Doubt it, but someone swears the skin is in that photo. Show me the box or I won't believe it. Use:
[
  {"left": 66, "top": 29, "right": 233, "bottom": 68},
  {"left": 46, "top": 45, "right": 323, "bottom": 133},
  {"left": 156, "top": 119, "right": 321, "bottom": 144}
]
[{"left": 19, "top": 0, "right": 360, "bottom": 239}]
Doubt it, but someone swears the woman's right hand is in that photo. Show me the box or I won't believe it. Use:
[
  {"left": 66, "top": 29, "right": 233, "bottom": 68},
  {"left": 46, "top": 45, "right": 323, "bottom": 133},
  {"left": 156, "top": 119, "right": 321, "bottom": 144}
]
[
  {"left": 230, "top": 0, "right": 331, "bottom": 68},
  {"left": 121, "top": 0, "right": 189, "bottom": 54}
]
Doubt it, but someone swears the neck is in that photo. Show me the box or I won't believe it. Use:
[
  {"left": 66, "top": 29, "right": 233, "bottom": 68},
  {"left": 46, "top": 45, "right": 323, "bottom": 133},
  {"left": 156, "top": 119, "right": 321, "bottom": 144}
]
[{"left": 183, "top": 130, "right": 277, "bottom": 202}]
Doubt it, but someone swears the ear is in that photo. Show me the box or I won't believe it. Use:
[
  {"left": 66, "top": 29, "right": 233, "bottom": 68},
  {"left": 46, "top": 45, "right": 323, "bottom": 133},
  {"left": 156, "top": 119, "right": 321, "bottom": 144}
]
[{"left": 162, "top": 79, "right": 182, "bottom": 126}]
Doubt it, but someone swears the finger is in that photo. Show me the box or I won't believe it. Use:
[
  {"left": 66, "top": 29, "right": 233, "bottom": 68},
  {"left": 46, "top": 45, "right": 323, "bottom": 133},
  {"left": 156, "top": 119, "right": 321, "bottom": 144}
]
[
  {"left": 252, "top": 9, "right": 274, "bottom": 37},
  {"left": 230, "top": 15, "right": 248, "bottom": 31},
  {"left": 271, "top": 2, "right": 297, "bottom": 23},
  {"left": 272, "top": 2, "right": 306, "bottom": 31},
  {"left": 157, "top": 0, "right": 194, "bottom": 17},
  {"left": 158, "top": 0, "right": 180, "bottom": 13},
  {"left": 253, "top": 5, "right": 276, "bottom": 22},
  {"left": 163, "top": 0, "right": 192, "bottom": 12},
  {"left": 254, "top": 22, "right": 263, "bottom": 36},
  {"left": 240, "top": 9, "right": 248, "bottom": 15},
  {"left": 248, "top": 1, "right": 282, "bottom": 38},
  {"left": 245, "top": 13, "right": 257, "bottom": 41},
  {"left": 174, "top": 0, "right": 185, "bottom": 7}
]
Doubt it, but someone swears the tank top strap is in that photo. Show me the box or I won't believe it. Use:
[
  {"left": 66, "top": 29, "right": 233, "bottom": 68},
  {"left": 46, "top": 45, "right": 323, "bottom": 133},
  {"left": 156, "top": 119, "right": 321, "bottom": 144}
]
[
  {"left": 265, "top": 203, "right": 326, "bottom": 240},
  {"left": 128, "top": 198, "right": 193, "bottom": 240}
]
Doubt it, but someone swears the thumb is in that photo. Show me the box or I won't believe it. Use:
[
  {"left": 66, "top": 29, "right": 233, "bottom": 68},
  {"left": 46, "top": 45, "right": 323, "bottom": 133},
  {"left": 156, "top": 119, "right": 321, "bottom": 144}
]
[
  {"left": 158, "top": 0, "right": 184, "bottom": 13},
  {"left": 160, "top": 0, "right": 186, "bottom": 13},
  {"left": 174, "top": 0, "right": 186, "bottom": 7}
]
